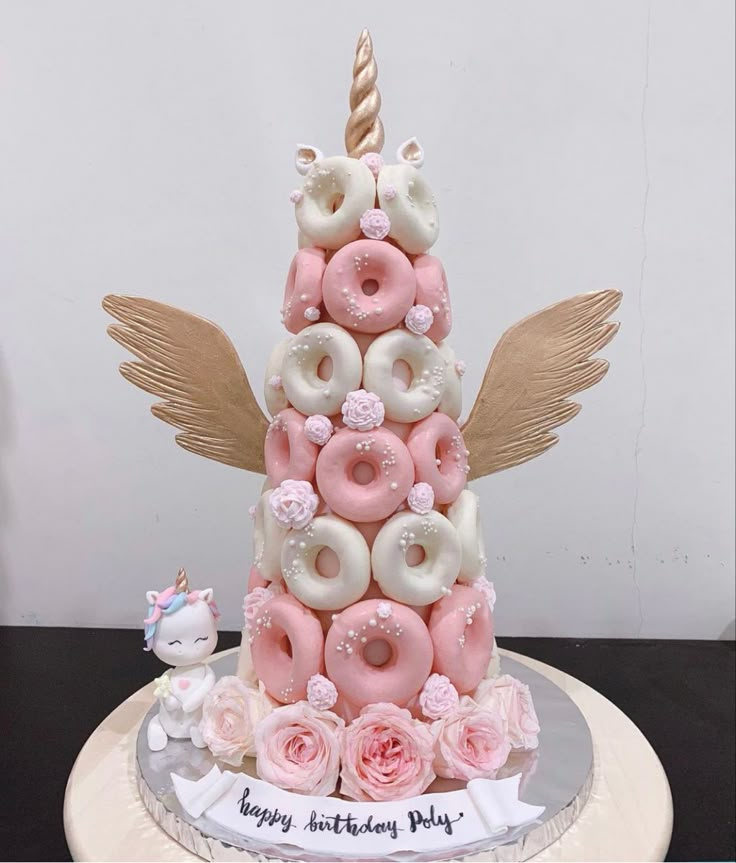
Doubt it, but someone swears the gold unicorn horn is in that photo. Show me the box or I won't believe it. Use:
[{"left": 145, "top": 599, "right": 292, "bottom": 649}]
[
  {"left": 174, "top": 567, "right": 189, "bottom": 593},
  {"left": 345, "top": 29, "right": 384, "bottom": 159}
]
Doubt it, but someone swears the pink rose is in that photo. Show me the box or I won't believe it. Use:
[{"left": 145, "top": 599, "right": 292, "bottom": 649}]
[
  {"left": 472, "top": 576, "right": 496, "bottom": 611},
  {"left": 307, "top": 674, "right": 338, "bottom": 710},
  {"left": 433, "top": 697, "right": 511, "bottom": 781},
  {"left": 407, "top": 482, "right": 435, "bottom": 515},
  {"left": 304, "top": 414, "right": 334, "bottom": 446},
  {"left": 360, "top": 208, "right": 391, "bottom": 240},
  {"left": 341, "top": 389, "right": 385, "bottom": 431},
  {"left": 269, "top": 480, "right": 318, "bottom": 529},
  {"left": 255, "top": 702, "right": 344, "bottom": 796},
  {"left": 405, "top": 304, "right": 434, "bottom": 335},
  {"left": 419, "top": 674, "right": 460, "bottom": 719},
  {"left": 243, "top": 586, "right": 280, "bottom": 630},
  {"left": 474, "top": 675, "right": 540, "bottom": 750},
  {"left": 340, "top": 703, "right": 436, "bottom": 801},
  {"left": 454, "top": 360, "right": 467, "bottom": 377},
  {"left": 383, "top": 184, "right": 397, "bottom": 201},
  {"left": 360, "top": 152, "right": 384, "bottom": 178},
  {"left": 199, "top": 676, "right": 272, "bottom": 766}
]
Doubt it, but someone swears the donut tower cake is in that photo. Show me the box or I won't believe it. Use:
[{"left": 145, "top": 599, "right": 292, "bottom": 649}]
[{"left": 104, "top": 30, "right": 621, "bottom": 804}]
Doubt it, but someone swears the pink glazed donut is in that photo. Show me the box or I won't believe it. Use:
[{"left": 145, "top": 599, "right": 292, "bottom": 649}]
[
  {"left": 281, "top": 248, "right": 326, "bottom": 334},
  {"left": 322, "top": 239, "right": 416, "bottom": 334},
  {"left": 315, "top": 427, "right": 414, "bottom": 522},
  {"left": 250, "top": 593, "right": 324, "bottom": 703},
  {"left": 407, "top": 413, "right": 469, "bottom": 505},
  {"left": 325, "top": 599, "right": 434, "bottom": 708},
  {"left": 428, "top": 585, "right": 493, "bottom": 693},
  {"left": 414, "top": 255, "right": 452, "bottom": 342},
  {"left": 264, "top": 408, "right": 319, "bottom": 486}
]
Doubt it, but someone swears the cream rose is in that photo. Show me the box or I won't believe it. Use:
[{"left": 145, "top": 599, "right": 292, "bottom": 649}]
[
  {"left": 341, "top": 389, "right": 385, "bottom": 431},
  {"left": 340, "top": 703, "right": 436, "bottom": 802},
  {"left": 432, "top": 696, "right": 511, "bottom": 781},
  {"left": 199, "top": 676, "right": 272, "bottom": 766},
  {"left": 418, "top": 673, "right": 460, "bottom": 719},
  {"left": 255, "top": 702, "right": 344, "bottom": 796},
  {"left": 474, "top": 674, "right": 540, "bottom": 750},
  {"left": 269, "top": 479, "right": 319, "bottom": 529}
]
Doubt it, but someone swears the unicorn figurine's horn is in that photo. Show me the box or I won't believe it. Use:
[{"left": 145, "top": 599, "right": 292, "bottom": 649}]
[
  {"left": 345, "top": 29, "right": 384, "bottom": 158},
  {"left": 174, "top": 567, "right": 189, "bottom": 594}
]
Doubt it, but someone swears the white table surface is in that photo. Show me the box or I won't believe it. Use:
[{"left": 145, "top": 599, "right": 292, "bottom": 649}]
[{"left": 64, "top": 648, "right": 673, "bottom": 862}]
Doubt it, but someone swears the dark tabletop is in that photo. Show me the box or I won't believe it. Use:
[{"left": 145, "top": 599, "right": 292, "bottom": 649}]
[{"left": 1, "top": 628, "right": 734, "bottom": 862}]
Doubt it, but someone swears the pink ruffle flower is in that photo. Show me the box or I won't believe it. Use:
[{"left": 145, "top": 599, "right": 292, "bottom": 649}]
[
  {"left": 432, "top": 696, "right": 511, "bottom": 781},
  {"left": 418, "top": 673, "right": 460, "bottom": 719},
  {"left": 199, "top": 676, "right": 272, "bottom": 766},
  {"left": 360, "top": 152, "right": 384, "bottom": 178},
  {"left": 407, "top": 482, "right": 435, "bottom": 515},
  {"left": 360, "top": 208, "right": 391, "bottom": 240},
  {"left": 473, "top": 675, "right": 540, "bottom": 751},
  {"left": 405, "top": 304, "right": 434, "bottom": 335},
  {"left": 307, "top": 674, "right": 338, "bottom": 711},
  {"left": 341, "top": 389, "right": 385, "bottom": 431},
  {"left": 255, "top": 702, "right": 344, "bottom": 796},
  {"left": 339, "top": 703, "right": 436, "bottom": 802},
  {"left": 269, "top": 479, "right": 318, "bottom": 529},
  {"left": 304, "top": 414, "right": 334, "bottom": 446}
]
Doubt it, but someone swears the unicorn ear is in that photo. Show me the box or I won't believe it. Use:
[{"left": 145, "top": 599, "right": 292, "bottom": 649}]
[
  {"left": 199, "top": 588, "right": 214, "bottom": 603},
  {"left": 396, "top": 137, "right": 424, "bottom": 168},
  {"left": 295, "top": 144, "right": 323, "bottom": 175}
]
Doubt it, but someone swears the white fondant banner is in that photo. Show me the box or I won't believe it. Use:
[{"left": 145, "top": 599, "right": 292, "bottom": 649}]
[{"left": 172, "top": 766, "right": 545, "bottom": 856}]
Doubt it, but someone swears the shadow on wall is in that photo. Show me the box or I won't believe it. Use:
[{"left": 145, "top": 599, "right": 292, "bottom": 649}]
[
  {"left": 719, "top": 620, "right": 735, "bottom": 640},
  {"left": 0, "top": 350, "right": 11, "bottom": 622}
]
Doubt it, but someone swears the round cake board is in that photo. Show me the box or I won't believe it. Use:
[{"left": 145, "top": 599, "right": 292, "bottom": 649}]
[{"left": 64, "top": 648, "right": 672, "bottom": 862}]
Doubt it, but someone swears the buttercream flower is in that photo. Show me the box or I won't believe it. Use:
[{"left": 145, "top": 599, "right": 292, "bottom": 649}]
[
  {"left": 407, "top": 482, "right": 435, "bottom": 515},
  {"left": 269, "top": 374, "right": 283, "bottom": 390},
  {"left": 472, "top": 576, "right": 496, "bottom": 611},
  {"left": 303, "top": 306, "right": 321, "bottom": 322},
  {"left": 405, "top": 304, "right": 434, "bottom": 335},
  {"left": 432, "top": 697, "right": 511, "bottom": 780},
  {"left": 289, "top": 189, "right": 303, "bottom": 204},
  {"left": 455, "top": 360, "right": 467, "bottom": 377},
  {"left": 376, "top": 601, "right": 393, "bottom": 619},
  {"left": 341, "top": 389, "right": 385, "bottom": 431},
  {"left": 307, "top": 674, "right": 338, "bottom": 710},
  {"left": 255, "top": 703, "right": 344, "bottom": 796},
  {"left": 473, "top": 675, "right": 540, "bottom": 750},
  {"left": 243, "top": 586, "right": 275, "bottom": 629},
  {"left": 269, "top": 480, "right": 318, "bottom": 529},
  {"left": 419, "top": 674, "right": 459, "bottom": 719},
  {"left": 199, "top": 676, "right": 272, "bottom": 766},
  {"left": 360, "top": 152, "right": 384, "bottom": 178},
  {"left": 383, "top": 184, "right": 397, "bottom": 201},
  {"left": 304, "top": 414, "right": 334, "bottom": 446},
  {"left": 339, "top": 703, "right": 436, "bottom": 801},
  {"left": 360, "top": 208, "right": 391, "bottom": 240}
]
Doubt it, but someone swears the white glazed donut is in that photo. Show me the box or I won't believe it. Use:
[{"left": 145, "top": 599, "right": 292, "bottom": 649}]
[
  {"left": 362, "top": 330, "right": 445, "bottom": 422},
  {"left": 437, "top": 340, "right": 462, "bottom": 421},
  {"left": 280, "top": 515, "right": 371, "bottom": 610},
  {"left": 295, "top": 156, "right": 376, "bottom": 250},
  {"left": 447, "top": 490, "right": 487, "bottom": 583},
  {"left": 377, "top": 164, "right": 439, "bottom": 254},
  {"left": 371, "top": 510, "right": 461, "bottom": 605},
  {"left": 264, "top": 337, "right": 292, "bottom": 416},
  {"left": 253, "top": 491, "right": 288, "bottom": 582},
  {"left": 281, "top": 323, "right": 362, "bottom": 417}
]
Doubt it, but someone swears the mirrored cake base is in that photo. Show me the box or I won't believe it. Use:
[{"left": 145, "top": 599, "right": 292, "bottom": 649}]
[{"left": 135, "top": 652, "right": 594, "bottom": 862}]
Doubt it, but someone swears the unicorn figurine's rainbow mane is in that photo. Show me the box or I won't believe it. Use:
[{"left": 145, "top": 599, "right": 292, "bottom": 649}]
[{"left": 144, "top": 569, "right": 220, "bottom": 652}]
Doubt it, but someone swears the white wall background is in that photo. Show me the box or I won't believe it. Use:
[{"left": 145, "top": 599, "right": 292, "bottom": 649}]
[{"left": 1, "top": 0, "right": 733, "bottom": 638}]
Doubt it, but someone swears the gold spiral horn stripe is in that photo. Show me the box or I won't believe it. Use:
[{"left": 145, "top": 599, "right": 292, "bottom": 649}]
[
  {"left": 174, "top": 568, "right": 189, "bottom": 594},
  {"left": 345, "top": 29, "right": 384, "bottom": 159}
]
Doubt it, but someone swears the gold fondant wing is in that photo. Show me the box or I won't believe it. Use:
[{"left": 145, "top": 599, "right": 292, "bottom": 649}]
[
  {"left": 102, "top": 295, "right": 268, "bottom": 474},
  {"left": 462, "top": 289, "right": 622, "bottom": 479}
]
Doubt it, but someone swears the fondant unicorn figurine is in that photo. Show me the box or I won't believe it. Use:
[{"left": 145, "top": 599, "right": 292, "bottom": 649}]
[{"left": 144, "top": 568, "right": 220, "bottom": 751}]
